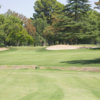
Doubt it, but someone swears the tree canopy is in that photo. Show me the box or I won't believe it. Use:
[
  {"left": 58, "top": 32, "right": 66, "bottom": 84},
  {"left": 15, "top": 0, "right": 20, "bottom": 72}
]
[
  {"left": 0, "top": 14, "right": 33, "bottom": 46},
  {"left": 0, "top": 0, "right": 100, "bottom": 46}
]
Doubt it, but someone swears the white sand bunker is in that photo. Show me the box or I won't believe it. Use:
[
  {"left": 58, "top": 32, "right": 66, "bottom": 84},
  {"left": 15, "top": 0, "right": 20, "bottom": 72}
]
[
  {"left": 0, "top": 48, "right": 8, "bottom": 51},
  {"left": 46, "top": 44, "right": 99, "bottom": 50},
  {"left": 46, "top": 45, "right": 82, "bottom": 50}
]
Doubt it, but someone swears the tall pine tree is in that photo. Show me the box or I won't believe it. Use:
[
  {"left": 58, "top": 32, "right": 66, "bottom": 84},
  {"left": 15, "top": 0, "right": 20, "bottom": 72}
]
[
  {"left": 64, "top": 0, "right": 90, "bottom": 21},
  {"left": 33, "top": 0, "right": 64, "bottom": 24}
]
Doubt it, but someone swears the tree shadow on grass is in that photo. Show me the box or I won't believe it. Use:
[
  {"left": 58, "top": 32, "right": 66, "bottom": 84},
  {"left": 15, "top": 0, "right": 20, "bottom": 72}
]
[
  {"left": 90, "top": 47, "right": 100, "bottom": 50},
  {"left": 61, "top": 58, "right": 100, "bottom": 64}
]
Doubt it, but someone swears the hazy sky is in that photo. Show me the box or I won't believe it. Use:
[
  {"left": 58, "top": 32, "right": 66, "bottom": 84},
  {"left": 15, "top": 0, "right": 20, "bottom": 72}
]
[{"left": 0, "top": 0, "right": 98, "bottom": 18}]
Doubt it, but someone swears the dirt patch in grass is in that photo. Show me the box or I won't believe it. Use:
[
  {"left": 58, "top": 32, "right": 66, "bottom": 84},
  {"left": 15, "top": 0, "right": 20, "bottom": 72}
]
[
  {"left": 0, "top": 66, "right": 100, "bottom": 72},
  {"left": 41, "top": 67, "right": 100, "bottom": 72},
  {"left": 46, "top": 45, "right": 99, "bottom": 50},
  {"left": 0, "top": 65, "right": 36, "bottom": 69},
  {"left": 0, "top": 48, "right": 8, "bottom": 51},
  {"left": 67, "top": 67, "right": 100, "bottom": 72}
]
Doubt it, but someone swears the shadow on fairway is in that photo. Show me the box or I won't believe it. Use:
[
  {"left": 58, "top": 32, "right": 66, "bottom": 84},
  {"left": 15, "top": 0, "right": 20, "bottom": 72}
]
[
  {"left": 61, "top": 58, "right": 100, "bottom": 64},
  {"left": 90, "top": 47, "right": 100, "bottom": 50}
]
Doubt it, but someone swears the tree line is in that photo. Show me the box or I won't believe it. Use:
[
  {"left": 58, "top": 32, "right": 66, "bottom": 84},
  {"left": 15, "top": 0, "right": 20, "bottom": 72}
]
[{"left": 0, "top": 0, "right": 100, "bottom": 46}]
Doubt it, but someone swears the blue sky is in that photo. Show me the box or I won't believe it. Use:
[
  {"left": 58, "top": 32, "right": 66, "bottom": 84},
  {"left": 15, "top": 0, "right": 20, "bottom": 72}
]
[{"left": 0, "top": 0, "right": 98, "bottom": 18}]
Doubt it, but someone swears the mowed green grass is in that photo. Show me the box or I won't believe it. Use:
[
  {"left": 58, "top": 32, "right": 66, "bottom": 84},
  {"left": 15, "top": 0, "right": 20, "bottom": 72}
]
[
  {"left": 0, "top": 69, "right": 100, "bottom": 100},
  {"left": 0, "top": 46, "right": 100, "bottom": 67}
]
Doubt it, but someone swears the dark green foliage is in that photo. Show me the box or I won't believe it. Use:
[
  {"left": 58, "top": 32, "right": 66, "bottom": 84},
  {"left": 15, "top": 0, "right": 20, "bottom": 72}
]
[
  {"left": 1, "top": 1, "right": 100, "bottom": 46},
  {"left": 0, "top": 30, "right": 5, "bottom": 46},
  {"left": 64, "top": 0, "right": 90, "bottom": 21},
  {"left": 0, "top": 15, "right": 33, "bottom": 46},
  {"left": 33, "top": 0, "right": 64, "bottom": 45},
  {"left": 33, "top": 18, "right": 48, "bottom": 45},
  {"left": 33, "top": 0, "right": 64, "bottom": 24},
  {"left": 33, "top": 0, "right": 100, "bottom": 45}
]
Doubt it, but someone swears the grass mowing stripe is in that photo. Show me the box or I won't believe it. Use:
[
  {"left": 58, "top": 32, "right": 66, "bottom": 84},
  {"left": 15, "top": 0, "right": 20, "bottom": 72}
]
[{"left": 0, "top": 69, "right": 100, "bottom": 100}]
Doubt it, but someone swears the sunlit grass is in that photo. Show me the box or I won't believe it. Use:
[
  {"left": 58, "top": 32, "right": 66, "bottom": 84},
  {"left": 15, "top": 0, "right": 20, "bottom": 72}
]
[
  {"left": 0, "top": 69, "right": 100, "bottom": 100},
  {"left": 0, "top": 46, "right": 100, "bottom": 67}
]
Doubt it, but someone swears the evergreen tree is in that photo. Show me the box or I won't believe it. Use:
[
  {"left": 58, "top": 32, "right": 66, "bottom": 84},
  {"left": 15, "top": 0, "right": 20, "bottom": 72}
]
[
  {"left": 64, "top": 0, "right": 90, "bottom": 21},
  {"left": 33, "top": 0, "right": 64, "bottom": 24}
]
